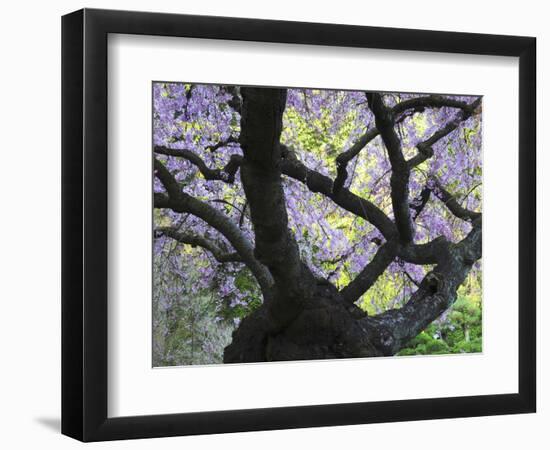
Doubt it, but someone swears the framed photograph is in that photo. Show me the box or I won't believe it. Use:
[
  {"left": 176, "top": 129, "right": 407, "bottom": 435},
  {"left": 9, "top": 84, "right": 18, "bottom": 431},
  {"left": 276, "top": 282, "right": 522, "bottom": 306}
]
[{"left": 61, "top": 8, "right": 536, "bottom": 442}]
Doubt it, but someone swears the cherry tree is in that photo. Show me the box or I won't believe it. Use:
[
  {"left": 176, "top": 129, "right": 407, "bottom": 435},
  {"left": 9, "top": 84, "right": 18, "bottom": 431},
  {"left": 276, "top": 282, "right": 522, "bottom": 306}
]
[{"left": 153, "top": 83, "right": 482, "bottom": 363}]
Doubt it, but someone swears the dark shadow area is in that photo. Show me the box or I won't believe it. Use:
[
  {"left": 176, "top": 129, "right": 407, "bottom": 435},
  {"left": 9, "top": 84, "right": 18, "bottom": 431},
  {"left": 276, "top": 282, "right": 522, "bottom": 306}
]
[{"left": 35, "top": 417, "right": 61, "bottom": 433}]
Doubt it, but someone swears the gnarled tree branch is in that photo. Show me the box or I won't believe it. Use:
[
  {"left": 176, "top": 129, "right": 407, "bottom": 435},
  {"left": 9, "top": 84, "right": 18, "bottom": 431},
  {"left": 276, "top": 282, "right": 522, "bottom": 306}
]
[
  {"left": 280, "top": 146, "right": 397, "bottom": 240},
  {"left": 155, "top": 226, "right": 242, "bottom": 263},
  {"left": 367, "top": 93, "right": 414, "bottom": 242},
  {"left": 363, "top": 220, "right": 482, "bottom": 355},
  {"left": 154, "top": 158, "right": 274, "bottom": 293},
  {"left": 432, "top": 178, "right": 482, "bottom": 222},
  {"left": 393, "top": 95, "right": 480, "bottom": 116},
  {"left": 340, "top": 241, "right": 398, "bottom": 304},
  {"left": 154, "top": 146, "right": 243, "bottom": 183},
  {"left": 333, "top": 128, "right": 379, "bottom": 192},
  {"left": 398, "top": 236, "right": 451, "bottom": 265}
]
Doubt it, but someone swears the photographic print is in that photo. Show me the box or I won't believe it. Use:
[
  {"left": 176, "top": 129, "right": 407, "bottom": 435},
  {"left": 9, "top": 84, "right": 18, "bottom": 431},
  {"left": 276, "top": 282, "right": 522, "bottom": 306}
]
[{"left": 152, "top": 83, "right": 482, "bottom": 367}]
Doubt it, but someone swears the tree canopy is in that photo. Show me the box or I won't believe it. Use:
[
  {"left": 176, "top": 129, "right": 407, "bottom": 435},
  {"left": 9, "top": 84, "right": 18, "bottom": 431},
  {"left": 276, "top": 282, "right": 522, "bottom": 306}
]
[{"left": 152, "top": 83, "right": 482, "bottom": 366}]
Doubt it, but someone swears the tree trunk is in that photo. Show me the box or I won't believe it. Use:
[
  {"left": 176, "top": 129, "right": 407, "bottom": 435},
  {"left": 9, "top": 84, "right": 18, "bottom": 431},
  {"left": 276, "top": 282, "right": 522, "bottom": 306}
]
[{"left": 224, "top": 281, "right": 381, "bottom": 362}]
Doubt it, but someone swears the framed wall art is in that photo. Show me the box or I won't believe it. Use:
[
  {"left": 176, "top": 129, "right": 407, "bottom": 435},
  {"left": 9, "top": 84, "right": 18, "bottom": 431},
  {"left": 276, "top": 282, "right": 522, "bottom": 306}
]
[{"left": 61, "top": 8, "right": 536, "bottom": 441}]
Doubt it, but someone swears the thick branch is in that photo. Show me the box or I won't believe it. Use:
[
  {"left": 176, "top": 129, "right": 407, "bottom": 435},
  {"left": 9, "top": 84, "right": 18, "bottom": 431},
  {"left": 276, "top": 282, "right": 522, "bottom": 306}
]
[
  {"left": 334, "top": 128, "right": 379, "bottom": 192},
  {"left": 239, "top": 87, "right": 316, "bottom": 326},
  {"left": 154, "top": 146, "right": 243, "bottom": 183},
  {"left": 398, "top": 236, "right": 450, "bottom": 265},
  {"left": 154, "top": 158, "right": 181, "bottom": 197},
  {"left": 363, "top": 220, "right": 481, "bottom": 355},
  {"left": 154, "top": 158, "right": 274, "bottom": 293},
  {"left": 393, "top": 95, "right": 480, "bottom": 116},
  {"left": 367, "top": 93, "right": 414, "bottom": 242},
  {"left": 341, "top": 241, "right": 398, "bottom": 304},
  {"left": 154, "top": 192, "right": 171, "bottom": 209},
  {"left": 156, "top": 227, "right": 242, "bottom": 263},
  {"left": 432, "top": 179, "right": 481, "bottom": 222},
  {"left": 280, "top": 147, "right": 397, "bottom": 240}
]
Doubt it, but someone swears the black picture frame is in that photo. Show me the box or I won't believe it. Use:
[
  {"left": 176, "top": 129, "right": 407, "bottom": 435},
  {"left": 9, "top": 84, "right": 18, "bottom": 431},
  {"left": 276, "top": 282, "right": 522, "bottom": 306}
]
[{"left": 61, "top": 8, "right": 536, "bottom": 442}]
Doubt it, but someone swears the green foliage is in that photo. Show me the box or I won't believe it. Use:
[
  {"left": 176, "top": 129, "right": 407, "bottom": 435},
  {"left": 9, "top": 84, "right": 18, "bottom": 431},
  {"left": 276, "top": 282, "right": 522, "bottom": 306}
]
[
  {"left": 282, "top": 103, "right": 360, "bottom": 173},
  {"left": 396, "top": 275, "right": 482, "bottom": 356}
]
